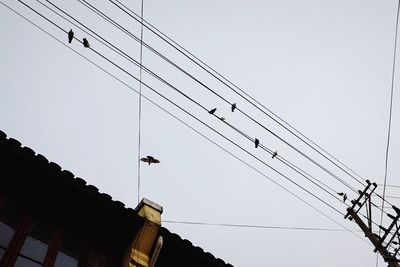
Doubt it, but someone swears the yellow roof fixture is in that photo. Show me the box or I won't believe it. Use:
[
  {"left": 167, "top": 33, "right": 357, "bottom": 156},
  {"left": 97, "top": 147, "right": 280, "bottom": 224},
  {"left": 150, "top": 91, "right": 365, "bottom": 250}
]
[{"left": 130, "top": 198, "right": 163, "bottom": 267}]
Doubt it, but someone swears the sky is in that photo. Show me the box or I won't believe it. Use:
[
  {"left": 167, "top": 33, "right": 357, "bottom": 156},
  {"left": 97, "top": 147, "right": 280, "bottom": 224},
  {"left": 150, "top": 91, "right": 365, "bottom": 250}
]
[{"left": 1, "top": 0, "right": 400, "bottom": 266}]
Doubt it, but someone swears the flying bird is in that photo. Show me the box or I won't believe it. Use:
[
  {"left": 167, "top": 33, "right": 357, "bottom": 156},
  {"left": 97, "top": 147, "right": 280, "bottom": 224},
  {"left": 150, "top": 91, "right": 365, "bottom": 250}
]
[
  {"left": 83, "top": 38, "right": 90, "bottom": 48},
  {"left": 272, "top": 151, "right": 278, "bottom": 159},
  {"left": 254, "top": 138, "right": 259, "bottom": 148},
  {"left": 231, "top": 103, "right": 237, "bottom": 112},
  {"left": 68, "top": 29, "right": 74, "bottom": 43},
  {"left": 337, "top": 192, "right": 347, "bottom": 202},
  {"left": 140, "top": 156, "right": 160, "bottom": 165},
  {"left": 208, "top": 108, "right": 217, "bottom": 115}
]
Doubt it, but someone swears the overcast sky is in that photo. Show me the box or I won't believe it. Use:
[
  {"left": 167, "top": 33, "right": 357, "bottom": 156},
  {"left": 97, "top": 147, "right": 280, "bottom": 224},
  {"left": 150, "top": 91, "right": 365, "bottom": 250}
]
[{"left": 1, "top": 0, "right": 400, "bottom": 266}]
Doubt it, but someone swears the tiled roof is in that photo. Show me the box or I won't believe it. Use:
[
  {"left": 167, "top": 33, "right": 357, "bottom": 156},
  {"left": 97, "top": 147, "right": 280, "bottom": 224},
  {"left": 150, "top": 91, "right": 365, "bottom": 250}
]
[{"left": 0, "top": 129, "right": 233, "bottom": 267}]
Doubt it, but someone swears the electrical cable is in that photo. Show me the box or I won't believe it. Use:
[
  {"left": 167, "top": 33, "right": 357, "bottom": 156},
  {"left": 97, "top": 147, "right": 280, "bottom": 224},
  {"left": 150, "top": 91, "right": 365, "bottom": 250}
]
[
  {"left": 163, "top": 220, "right": 364, "bottom": 232},
  {"left": 137, "top": 0, "right": 144, "bottom": 205},
  {"left": 8, "top": 0, "right": 398, "bottom": 248},
  {"left": 72, "top": 1, "right": 399, "bottom": 222},
  {"left": 108, "top": 0, "right": 370, "bottom": 188},
  {"left": 379, "top": 0, "right": 400, "bottom": 232},
  {"left": 37, "top": 0, "right": 352, "bottom": 208},
  {"left": 3, "top": 0, "right": 366, "bottom": 236},
  {"left": 82, "top": 0, "right": 400, "bottom": 212},
  {"left": 378, "top": 184, "right": 400, "bottom": 188},
  {"left": 26, "top": 0, "right": 398, "bottom": 227},
  {"left": 78, "top": 0, "right": 362, "bottom": 197},
  {"left": 377, "top": 1, "right": 400, "bottom": 266}
]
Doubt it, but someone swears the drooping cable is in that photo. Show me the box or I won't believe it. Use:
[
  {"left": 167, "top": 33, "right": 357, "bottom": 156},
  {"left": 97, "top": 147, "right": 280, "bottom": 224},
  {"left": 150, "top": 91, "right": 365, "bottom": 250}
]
[
  {"left": 81, "top": 0, "right": 400, "bottom": 213},
  {"left": 380, "top": 0, "right": 400, "bottom": 223},
  {"left": 376, "top": 2, "right": 400, "bottom": 266},
  {"left": 0, "top": 0, "right": 372, "bottom": 245},
  {"left": 77, "top": 0, "right": 362, "bottom": 196},
  {"left": 4, "top": 0, "right": 390, "bottom": 245},
  {"left": 108, "top": 0, "right": 369, "bottom": 187},
  {"left": 137, "top": 0, "right": 144, "bottom": 205},
  {"left": 163, "top": 220, "right": 362, "bottom": 232},
  {"left": 37, "top": 0, "right": 350, "bottom": 208},
  {"left": 28, "top": 0, "right": 396, "bottom": 220},
  {"left": 8, "top": 0, "right": 349, "bottom": 220},
  {"left": 35, "top": 0, "right": 340, "bottom": 205}
]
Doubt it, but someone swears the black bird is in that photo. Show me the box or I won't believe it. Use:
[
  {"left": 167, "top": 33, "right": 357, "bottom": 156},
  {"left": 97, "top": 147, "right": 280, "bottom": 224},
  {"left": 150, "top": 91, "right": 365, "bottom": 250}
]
[
  {"left": 140, "top": 156, "right": 160, "bottom": 165},
  {"left": 83, "top": 38, "right": 90, "bottom": 48},
  {"left": 231, "top": 103, "right": 237, "bottom": 112},
  {"left": 68, "top": 29, "right": 74, "bottom": 44},
  {"left": 208, "top": 108, "right": 217, "bottom": 115},
  {"left": 254, "top": 138, "right": 259, "bottom": 148},
  {"left": 219, "top": 117, "right": 226, "bottom": 121},
  {"left": 337, "top": 192, "right": 347, "bottom": 202},
  {"left": 272, "top": 151, "right": 278, "bottom": 159}
]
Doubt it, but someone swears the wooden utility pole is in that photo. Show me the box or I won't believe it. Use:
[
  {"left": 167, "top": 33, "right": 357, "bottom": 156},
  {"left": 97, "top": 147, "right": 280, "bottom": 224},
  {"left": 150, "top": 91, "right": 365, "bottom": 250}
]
[{"left": 345, "top": 180, "right": 400, "bottom": 267}]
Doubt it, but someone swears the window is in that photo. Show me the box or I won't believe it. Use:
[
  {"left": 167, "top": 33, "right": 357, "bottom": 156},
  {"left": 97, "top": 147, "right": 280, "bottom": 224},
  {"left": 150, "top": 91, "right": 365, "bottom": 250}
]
[
  {"left": 0, "top": 198, "right": 89, "bottom": 267},
  {"left": 0, "top": 200, "right": 22, "bottom": 262},
  {"left": 0, "top": 221, "right": 14, "bottom": 260},
  {"left": 54, "top": 234, "right": 81, "bottom": 267},
  {"left": 15, "top": 220, "right": 53, "bottom": 266}
]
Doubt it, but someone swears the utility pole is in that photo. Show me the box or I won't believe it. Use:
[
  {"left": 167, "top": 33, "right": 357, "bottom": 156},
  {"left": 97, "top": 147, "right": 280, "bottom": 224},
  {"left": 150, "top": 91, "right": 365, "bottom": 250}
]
[{"left": 345, "top": 180, "right": 400, "bottom": 267}]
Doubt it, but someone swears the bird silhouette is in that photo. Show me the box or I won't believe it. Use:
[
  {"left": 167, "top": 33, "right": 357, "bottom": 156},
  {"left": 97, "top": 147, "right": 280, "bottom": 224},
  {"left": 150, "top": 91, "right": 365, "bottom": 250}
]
[
  {"left": 231, "top": 103, "right": 237, "bottom": 112},
  {"left": 219, "top": 117, "right": 226, "bottom": 121},
  {"left": 272, "top": 151, "right": 278, "bottom": 159},
  {"left": 68, "top": 29, "right": 74, "bottom": 44},
  {"left": 140, "top": 156, "right": 160, "bottom": 165},
  {"left": 208, "top": 108, "right": 217, "bottom": 114},
  {"left": 83, "top": 38, "right": 90, "bottom": 48},
  {"left": 254, "top": 138, "right": 259, "bottom": 148},
  {"left": 337, "top": 192, "right": 347, "bottom": 202}
]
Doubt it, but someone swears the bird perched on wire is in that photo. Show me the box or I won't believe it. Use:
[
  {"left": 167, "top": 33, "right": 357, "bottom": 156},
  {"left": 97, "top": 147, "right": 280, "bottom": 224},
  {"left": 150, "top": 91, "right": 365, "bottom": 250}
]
[
  {"left": 219, "top": 117, "right": 226, "bottom": 121},
  {"left": 272, "top": 151, "right": 278, "bottom": 159},
  {"left": 231, "top": 103, "right": 237, "bottom": 112},
  {"left": 208, "top": 108, "right": 217, "bottom": 115},
  {"left": 337, "top": 192, "right": 347, "bottom": 202},
  {"left": 68, "top": 29, "right": 74, "bottom": 44},
  {"left": 83, "top": 38, "right": 90, "bottom": 48},
  {"left": 254, "top": 138, "right": 259, "bottom": 148},
  {"left": 140, "top": 156, "right": 160, "bottom": 165}
]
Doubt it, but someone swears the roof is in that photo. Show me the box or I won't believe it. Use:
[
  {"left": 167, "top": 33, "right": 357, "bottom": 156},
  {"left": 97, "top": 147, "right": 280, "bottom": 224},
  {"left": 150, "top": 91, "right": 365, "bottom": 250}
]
[{"left": 0, "top": 129, "right": 233, "bottom": 267}]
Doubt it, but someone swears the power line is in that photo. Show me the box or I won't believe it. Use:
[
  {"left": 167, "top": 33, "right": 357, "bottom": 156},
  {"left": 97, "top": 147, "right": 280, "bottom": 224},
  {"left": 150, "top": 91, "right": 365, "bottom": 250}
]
[
  {"left": 137, "top": 0, "right": 144, "bottom": 205},
  {"left": 25, "top": 0, "right": 396, "bottom": 226},
  {"left": 75, "top": 0, "right": 397, "bottom": 221},
  {"left": 78, "top": 0, "right": 362, "bottom": 198},
  {"left": 108, "top": 0, "right": 369, "bottom": 188},
  {"left": 378, "top": 0, "right": 400, "bottom": 242},
  {"left": 163, "top": 220, "right": 362, "bottom": 232},
  {"left": 385, "top": 196, "right": 400, "bottom": 200},
  {"left": 38, "top": 0, "right": 352, "bottom": 209},
  {"left": 2, "top": 0, "right": 369, "bottom": 243},
  {"left": 35, "top": 2, "right": 400, "bottom": 236},
  {"left": 377, "top": 184, "right": 400, "bottom": 188},
  {"left": 11, "top": 1, "right": 399, "bottom": 253},
  {"left": 82, "top": 0, "right": 400, "bottom": 213},
  {"left": 377, "top": 1, "right": 400, "bottom": 266},
  {"left": 381, "top": 0, "right": 400, "bottom": 213}
]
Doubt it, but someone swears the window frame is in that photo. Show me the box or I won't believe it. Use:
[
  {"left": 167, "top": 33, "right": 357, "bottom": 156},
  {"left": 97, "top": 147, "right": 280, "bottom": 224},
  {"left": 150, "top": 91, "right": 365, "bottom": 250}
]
[
  {"left": 0, "top": 195, "right": 117, "bottom": 267},
  {"left": 0, "top": 196, "right": 85, "bottom": 267}
]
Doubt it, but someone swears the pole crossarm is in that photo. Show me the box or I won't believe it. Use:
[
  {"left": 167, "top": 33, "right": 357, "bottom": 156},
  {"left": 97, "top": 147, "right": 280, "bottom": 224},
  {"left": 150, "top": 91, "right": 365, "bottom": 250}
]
[{"left": 344, "top": 181, "right": 400, "bottom": 267}]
